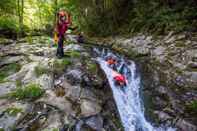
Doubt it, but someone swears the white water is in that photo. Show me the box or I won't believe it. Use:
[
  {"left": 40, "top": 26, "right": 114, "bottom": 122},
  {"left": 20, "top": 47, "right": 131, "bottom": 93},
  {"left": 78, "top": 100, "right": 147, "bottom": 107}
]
[{"left": 96, "top": 49, "right": 175, "bottom": 131}]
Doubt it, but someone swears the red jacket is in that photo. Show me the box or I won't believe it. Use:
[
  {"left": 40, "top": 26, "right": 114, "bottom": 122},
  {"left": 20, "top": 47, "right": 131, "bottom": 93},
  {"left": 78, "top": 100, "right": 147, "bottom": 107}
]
[
  {"left": 57, "top": 21, "right": 69, "bottom": 36},
  {"left": 114, "top": 74, "right": 126, "bottom": 83}
]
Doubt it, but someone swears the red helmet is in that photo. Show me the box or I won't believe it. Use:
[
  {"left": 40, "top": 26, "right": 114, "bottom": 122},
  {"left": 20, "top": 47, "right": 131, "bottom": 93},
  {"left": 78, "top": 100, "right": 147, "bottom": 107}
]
[{"left": 59, "top": 11, "right": 66, "bottom": 17}]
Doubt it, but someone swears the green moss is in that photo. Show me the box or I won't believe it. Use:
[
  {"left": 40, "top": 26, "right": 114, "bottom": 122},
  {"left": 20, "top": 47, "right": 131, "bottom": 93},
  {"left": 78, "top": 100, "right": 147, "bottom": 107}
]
[
  {"left": 0, "top": 128, "right": 4, "bottom": 131},
  {"left": 9, "top": 83, "right": 44, "bottom": 100},
  {"left": 186, "top": 100, "right": 197, "bottom": 115},
  {"left": 53, "top": 58, "right": 72, "bottom": 74},
  {"left": 16, "top": 80, "right": 22, "bottom": 87},
  {"left": 52, "top": 128, "right": 59, "bottom": 131},
  {"left": 175, "top": 41, "right": 186, "bottom": 47},
  {"left": 0, "top": 63, "right": 21, "bottom": 83},
  {"left": 65, "top": 50, "right": 81, "bottom": 58},
  {"left": 35, "top": 65, "right": 51, "bottom": 77},
  {"left": 26, "top": 35, "right": 33, "bottom": 44},
  {"left": 62, "top": 58, "right": 72, "bottom": 66},
  {"left": 87, "top": 62, "right": 97, "bottom": 74},
  {"left": 5, "top": 107, "right": 23, "bottom": 116}
]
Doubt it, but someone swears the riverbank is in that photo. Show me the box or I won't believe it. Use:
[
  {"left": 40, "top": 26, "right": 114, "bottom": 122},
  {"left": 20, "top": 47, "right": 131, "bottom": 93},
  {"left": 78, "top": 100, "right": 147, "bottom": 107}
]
[
  {"left": 87, "top": 32, "right": 197, "bottom": 131},
  {"left": 0, "top": 36, "right": 123, "bottom": 131}
]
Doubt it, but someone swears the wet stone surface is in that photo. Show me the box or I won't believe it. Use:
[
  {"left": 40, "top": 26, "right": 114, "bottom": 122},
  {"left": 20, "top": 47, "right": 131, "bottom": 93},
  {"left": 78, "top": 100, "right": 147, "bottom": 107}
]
[{"left": 0, "top": 36, "right": 122, "bottom": 131}]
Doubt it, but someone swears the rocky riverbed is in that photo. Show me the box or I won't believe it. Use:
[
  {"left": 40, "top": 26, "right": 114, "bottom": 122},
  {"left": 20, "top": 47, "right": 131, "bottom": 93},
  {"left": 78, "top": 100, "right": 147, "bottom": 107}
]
[
  {"left": 88, "top": 32, "right": 197, "bottom": 131},
  {"left": 0, "top": 36, "right": 123, "bottom": 131}
]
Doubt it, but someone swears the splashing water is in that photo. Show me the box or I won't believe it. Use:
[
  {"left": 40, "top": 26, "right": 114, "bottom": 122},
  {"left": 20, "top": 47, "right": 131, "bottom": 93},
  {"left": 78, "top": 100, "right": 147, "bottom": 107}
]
[{"left": 96, "top": 49, "right": 175, "bottom": 131}]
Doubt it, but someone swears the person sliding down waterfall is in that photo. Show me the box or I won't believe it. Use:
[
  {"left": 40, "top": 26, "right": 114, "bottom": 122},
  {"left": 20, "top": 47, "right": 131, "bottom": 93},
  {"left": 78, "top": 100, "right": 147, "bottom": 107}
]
[
  {"left": 105, "top": 57, "right": 127, "bottom": 87},
  {"left": 54, "top": 10, "right": 71, "bottom": 58},
  {"left": 106, "top": 56, "right": 117, "bottom": 70},
  {"left": 112, "top": 70, "right": 127, "bottom": 87}
]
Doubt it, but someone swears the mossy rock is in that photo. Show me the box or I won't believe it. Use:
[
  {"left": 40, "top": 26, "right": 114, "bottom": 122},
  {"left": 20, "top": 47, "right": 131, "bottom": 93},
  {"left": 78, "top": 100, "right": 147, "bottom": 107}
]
[
  {"left": 0, "top": 63, "right": 21, "bottom": 83},
  {"left": 185, "top": 100, "right": 197, "bottom": 116},
  {"left": 52, "top": 58, "right": 72, "bottom": 75},
  {"left": 0, "top": 37, "right": 13, "bottom": 45},
  {"left": 35, "top": 65, "right": 51, "bottom": 77},
  {"left": 8, "top": 83, "right": 44, "bottom": 101},
  {"left": 65, "top": 50, "right": 81, "bottom": 58},
  {"left": 5, "top": 107, "right": 23, "bottom": 116},
  {"left": 87, "top": 62, "right": 98, "bottom": 75},
  {"left": 175, "top": 41, "right": 186, "bottom": 47}
]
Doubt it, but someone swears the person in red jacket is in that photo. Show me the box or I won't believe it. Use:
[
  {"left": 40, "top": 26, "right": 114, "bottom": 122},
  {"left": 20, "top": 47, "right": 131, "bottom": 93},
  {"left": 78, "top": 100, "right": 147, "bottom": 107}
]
[
  {"left": 112, "top": 70, "right": 126, "bottom": 86},
  {"left": 106, "top": 56, "right": 117, "bottom": 70},
  {"left": 55, "top": 11, "right": 71, "bottom": 58}
]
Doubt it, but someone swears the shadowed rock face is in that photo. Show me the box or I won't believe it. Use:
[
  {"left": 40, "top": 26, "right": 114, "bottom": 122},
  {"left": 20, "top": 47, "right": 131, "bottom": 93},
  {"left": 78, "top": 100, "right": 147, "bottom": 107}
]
[
  {"left": 90, "top": 32, "right": 197, "bottom": 130},
  {"left": 0, "top": 36, "right": 122, "bottom": 131}
]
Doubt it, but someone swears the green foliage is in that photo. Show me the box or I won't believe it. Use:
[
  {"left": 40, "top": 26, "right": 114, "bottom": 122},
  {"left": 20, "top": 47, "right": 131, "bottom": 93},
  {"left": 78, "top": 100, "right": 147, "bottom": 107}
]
[
  {"left": 128, "top": 0, "right": 197, "bottom": 34},
  {"left": 62, "top": 58, "right": 72, "bottom": 65},
  {"left": 186, "top": 100, "right": 197, "bottom": 114},
  {"left": 67, "top": 0, "right": 197, "bottom": 36},
  {"left": 5, "top": 107, "right": 23, "bottom": 116},
  {"left": 0, "top": 63, "right": 21, "bottom": 83},
  {"left": 16, "top": 80, "right": 22, "bottom": 87},
  {"left": 0, "top": 0, "right": 17, "bottom": 15},
  {"left": 65, "top": 50, "right": 81, "bottom": 58},
  {"left": 53, "top": 58, "right": 72, "bottom": 74},
  {"left": 35, "top": 65, "right": 50, "bottom": 77},
  {"left": 9, "top": 83, "right": 44, "bottom": 100},
  {"left": 52, "top": 128, "right": 59, "bottom": 131},
  {"left": 26, "top": 35, "right": 33, "bottom": 44},
  {"left": 0, "top": 16, "right": 19, "bottom": 32},
  {"left": 87, "top": 62, "right": 97, "bottom": 74}
]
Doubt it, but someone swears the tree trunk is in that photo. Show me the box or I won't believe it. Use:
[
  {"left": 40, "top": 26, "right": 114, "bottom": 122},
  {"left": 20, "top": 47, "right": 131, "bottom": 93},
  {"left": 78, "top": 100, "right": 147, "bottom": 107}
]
[
  {"left": 17, "top": 0, "right": 24, "bottom": 38},
  {"left": 54, "top": 0, "right": 58, "bottom": 26}
]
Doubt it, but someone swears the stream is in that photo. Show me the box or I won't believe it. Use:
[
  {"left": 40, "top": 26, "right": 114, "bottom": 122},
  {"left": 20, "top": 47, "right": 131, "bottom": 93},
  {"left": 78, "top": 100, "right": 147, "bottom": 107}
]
[{"left": 95, "top": 48, "right": 176, "bottom": 131}]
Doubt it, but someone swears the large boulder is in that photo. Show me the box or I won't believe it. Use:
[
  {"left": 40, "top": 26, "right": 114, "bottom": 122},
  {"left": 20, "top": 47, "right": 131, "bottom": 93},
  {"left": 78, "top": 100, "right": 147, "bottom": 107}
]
[
  {"left": 37, "top": 90, "right": 74, "bottom": 115},
  {"left": 176, "top": 119, "right": 197, "bottom": 131},
  {"left": 80, "top": 99, "right": 101, "bottom": 117},
  {"left": 85, "top": 115, "right": 103, "bottom": 131},
  {"left": 35, "top": 74, "right": 53, "bottom": 90},
  {"left": 63, "top": 81, "right": 81, "bottom": 102},
  {"left": 6, "top": 62, "right": 38, "bottom": 84},
  {"left": 0, "top": 56, "right": 24, "bottom": 67},
  {"left": 0, "top": 82, "right": 16, "bottom": 96},
  {"left": 41, "top": 111, "right": 63, "bottom": 131},
  {"left": 66, "top": 69, "right": 83, "bottom": 85},
  {"left": 75, "top": 115, "right": 104, "bottom": 131},
  {"left": 0, "top": 102, "right": 28, "bottom": 131}
]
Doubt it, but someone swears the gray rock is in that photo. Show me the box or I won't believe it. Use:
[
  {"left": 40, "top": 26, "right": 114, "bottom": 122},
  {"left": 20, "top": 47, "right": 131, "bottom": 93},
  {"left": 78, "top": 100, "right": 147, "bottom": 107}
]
[
  {"left": 41, "top": 111, "right": 62, "bottom": 131},
  {"left": 188, "top": 62, "right": 197, "bottom": 68},
  {"left": 176, "top": 119, "right": 197, "bottom": 131},
  {"left": 156, "top": 86, "right": 168, "bottom": 95},
  {"left": 85, "top": 115, "right": 103, "bottom": 131},
  {"left": 189, "top": 72, "right": 197, "bottom": 83},
  {"left": 37, "top": 90, "right": 74, "bottom": 115},
  {"left": 0, "top": 56, "right": 24, "bottom": 67},
  {"left": 36, "top": 74, "right": 53, "bottom": 90},
  {"left": 80, "top": 88, "right": 97, "bottom": 102},
  {"left": 6, "top": 62, "right": 38, "bottom": 84},
  {"left": 28, "top": 55, "right": 49, "bottom": 62},
  {"left": 64, "top": 44, "right": 83, "bottom": 52},
  {"left": 0, "top": 102, "right": 28, "bottom": 131},
  {"left": 154, "top": 111, "right": 172, "bottom": 122},
  {"left": 0, "top": 82, "right": 16, "bottom": 96},
  {"left": 80, "top": 99, "right": 101, "bottom": 117},
  {"left": 66, "top": 69, "right": 83, "bottom": 85},
  {"left": 152, "top": 46, "right": 166, "bottom": 56},
  {"left": 63, "top": 81, "right": 81, "bottom": 102},
  {"left": 0, "top": 38, "right": 14, "bottom": 45}
]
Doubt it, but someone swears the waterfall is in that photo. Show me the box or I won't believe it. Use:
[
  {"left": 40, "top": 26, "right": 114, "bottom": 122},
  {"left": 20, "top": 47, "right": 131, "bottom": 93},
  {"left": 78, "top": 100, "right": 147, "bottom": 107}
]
[{"left": 96, "top": 49, "right": 175, "bottom": 131}]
